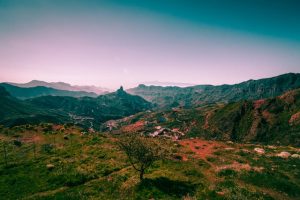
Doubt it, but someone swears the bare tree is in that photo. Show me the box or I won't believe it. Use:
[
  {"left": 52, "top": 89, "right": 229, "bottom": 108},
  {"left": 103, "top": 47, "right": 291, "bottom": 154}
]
[{"left": 118, "top": 134, "right": 166, "bottom": 181}]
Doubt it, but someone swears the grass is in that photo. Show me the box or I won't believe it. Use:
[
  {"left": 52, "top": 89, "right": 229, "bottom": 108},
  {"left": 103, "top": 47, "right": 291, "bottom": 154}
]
[
  {"left": 218, "top": 169, "right": 237, "bottom": 177},
  {"left": 0, "top": 124, "right": 299, "bottom": 199},
  {"left": 136, "top": 177, "right": 198, "bottom": 199},
  {"left": 240, "top": 170, "right": 300, "bottom": 197}
]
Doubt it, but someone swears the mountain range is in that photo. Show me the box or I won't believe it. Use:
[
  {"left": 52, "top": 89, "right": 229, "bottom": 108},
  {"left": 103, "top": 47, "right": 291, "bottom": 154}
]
[
  {"left": 0, "top": 86, "right": 151, "bottom": 128},
  {"left": 1, "top": 73, "right": 300, "bottom": 144},
  {"left": 107, "top": 87, "right": 300, "bottom": 146},
  {"left": 128, "top": 73, "right": 300, "bottom": 109},
  {"left": 0, "top": 83, "right": 98, "bottom": 99},
  {"left": 140, "top": 81, "right": 196, "bottom": 87},
  {"left": 6, "top": 80, "right": 110, "bottom": 94}
]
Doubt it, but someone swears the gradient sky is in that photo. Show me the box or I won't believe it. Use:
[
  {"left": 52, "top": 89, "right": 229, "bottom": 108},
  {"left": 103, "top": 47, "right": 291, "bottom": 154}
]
[{"left": 0, "top": 0, "right": 300, "bottom": 89}]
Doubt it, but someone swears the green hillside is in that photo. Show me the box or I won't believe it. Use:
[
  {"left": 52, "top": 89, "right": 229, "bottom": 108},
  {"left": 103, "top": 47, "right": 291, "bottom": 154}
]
[
  {"left": 110, "top": 88, "right": 300, "bottom": 146},
  {"left": 0, "top": 87, "right": 151, "bottom": 128},
  {"left": 205, "top": 88, "right": 300, "bottom": 145},
  {"left": 0, "top": 86, "right": 71, "bottom": 127}
]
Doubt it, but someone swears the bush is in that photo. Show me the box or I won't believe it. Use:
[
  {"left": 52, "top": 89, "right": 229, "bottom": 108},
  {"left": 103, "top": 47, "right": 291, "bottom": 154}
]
[
  {"left": 13, "top": 140, "right": 22, "bottom": 147},
  {"left": 217, "top": 169, "right": 237, "bottom": 177},
  {"left": 41, "top": 144, "right": 54, "bottom": 153},
  {"left": 88, "top": 136, "right": 101, "bottom": 145},
  {"left": 206, "top": 157, "right": 217, "bottom": 162},
  {"left": 183, "top": 169, "right": 203, "bottom": 178},
  {"left": 117, "top": 134, "right": 168, "bottom": 181}
]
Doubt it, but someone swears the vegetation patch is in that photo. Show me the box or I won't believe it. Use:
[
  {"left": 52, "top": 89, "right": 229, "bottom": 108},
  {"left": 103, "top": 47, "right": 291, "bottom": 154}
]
[{"left": 240, "top": 170, "right": 300, "bottom": 197}]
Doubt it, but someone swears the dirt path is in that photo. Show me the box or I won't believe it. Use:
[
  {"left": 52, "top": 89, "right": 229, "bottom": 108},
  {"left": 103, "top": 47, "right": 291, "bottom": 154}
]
[
  {"left": 24, "top": 187, "right": 68, "bottom": 199},
  {"left": 203, "top": 111, "right": 213, "bottom": 129}
]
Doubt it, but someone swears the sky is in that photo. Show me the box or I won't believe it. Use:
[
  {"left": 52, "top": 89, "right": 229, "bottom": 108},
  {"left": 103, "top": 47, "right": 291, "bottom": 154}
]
[{"left": 0, "top": 0, "right": 300, "bottom": 89}]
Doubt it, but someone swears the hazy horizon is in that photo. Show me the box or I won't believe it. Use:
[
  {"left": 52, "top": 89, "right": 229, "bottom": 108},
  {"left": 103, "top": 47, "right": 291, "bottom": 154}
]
[
  {"left": 3, "top": 72, "right": 300, "bottom": 91},
  {"left": 1, "top": 0, "right": 300, "bottom": 89}
]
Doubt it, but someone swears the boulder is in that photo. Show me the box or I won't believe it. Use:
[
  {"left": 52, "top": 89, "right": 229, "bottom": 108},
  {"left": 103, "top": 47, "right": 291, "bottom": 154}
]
[
  {"left": 291, "top": 154, "right": 300, "bottom": 158},
  {"left": 224, "top": 147, "right": 235, "bottom": 151},
  {"left": 241, "top": 149, "right": 251, "bottom": 153},
  {"left": 46, "top": 164, "right": 55, "bottom": 170},
  {"left": 254, "top": 148, "right": 265, "bottom": 155},
  {"left": 277, "top": 151, "right": 291, "bottom": 158}
]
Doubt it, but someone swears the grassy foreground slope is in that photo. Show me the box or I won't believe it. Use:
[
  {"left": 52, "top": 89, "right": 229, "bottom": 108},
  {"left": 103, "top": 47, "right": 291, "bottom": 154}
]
[{"left": 0, "top": 124, "right": 299, "bottom": 200}]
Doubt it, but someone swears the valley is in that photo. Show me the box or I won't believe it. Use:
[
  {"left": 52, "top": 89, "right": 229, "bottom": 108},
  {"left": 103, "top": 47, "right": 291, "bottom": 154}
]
[
  {"left": 1, "top": 73, "right": 300, "bottom": 199},
  {"left": 1, "top": 1, "right": 300, "bottom": 199}
]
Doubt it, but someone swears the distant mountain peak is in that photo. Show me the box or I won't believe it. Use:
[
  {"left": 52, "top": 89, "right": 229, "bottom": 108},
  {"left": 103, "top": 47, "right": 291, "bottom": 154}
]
[
  {"left": 116, "top": 86, "right": 126, "bottom": 95},
  {"left": 28, "top": 80, "right": 47, "bottom": 84}
]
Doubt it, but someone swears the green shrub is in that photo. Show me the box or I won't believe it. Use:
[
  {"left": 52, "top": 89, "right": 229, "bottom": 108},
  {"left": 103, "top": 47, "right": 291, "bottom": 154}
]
[
  {"left": 183, "top": 169, "right": 204, "bottom": 178},
  {"left": 13, "top": 140, "right": 22, "bottom": 147},
  {"left": 88, "top": 136, "right": 101, "bottom": 145},
  {"left": 197, "top": 160, "right": 210, "bottom": 169},
  {"left": 206, "top": 156, "right": 217, "bottom": 162},
  {"left": 218, "top": 169, "right": 237, "bottom": 177},
  {"left": 41, "top": 144, "right": 54, "bottom": 153}
]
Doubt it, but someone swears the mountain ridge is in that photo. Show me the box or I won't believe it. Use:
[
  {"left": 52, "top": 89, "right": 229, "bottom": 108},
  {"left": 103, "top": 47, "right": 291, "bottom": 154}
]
[
  {"left": 0, "top": 86, "right": 151, "bottom": 128},
  {"left": 108, "top": 87, "right": 300, "bottom": 145},
  {"left": 6, "top": 80, "right": 110, "bottom": 95},
  {"left": 0, "top": 83, "right": 98, "bottom": 99},
  {"left": 127, "top": 73, "right": 300, "bottom": 109}
]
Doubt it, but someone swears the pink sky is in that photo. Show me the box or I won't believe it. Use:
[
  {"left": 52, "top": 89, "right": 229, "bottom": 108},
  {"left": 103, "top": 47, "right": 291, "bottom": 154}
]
[{"left": 0, "top": 1, "right": 299, "bottom": 89}]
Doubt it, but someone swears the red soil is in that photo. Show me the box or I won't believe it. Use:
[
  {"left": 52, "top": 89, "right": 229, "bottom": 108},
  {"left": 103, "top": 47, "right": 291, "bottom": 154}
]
[
  {"left": 262, "top": 110, "right": 274, "bottom": 124},
  {"left": 122, "top": 121, "right": 145, "bottom": 133},
  {"left": 203, "top": 112, "right": 213, "bottom": 129},
  {"left": 21, "top": 135, "right": 43, "bottom": 143},
  {"left": 253, "top": 99, "right": 266, "bottom": 109},
  {"left": 279, "top": 89, "right": 297, "bottom": 104},
  {"left": 289, "top": 112, "right": 300, "bottom": 125},
  {"left": 52, "top": 125, "right": 65, "bottom": 131},
  {"left": 178, "top": 139, "right": 227, "bottom": 160}
]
